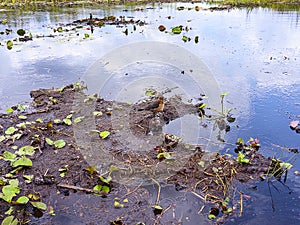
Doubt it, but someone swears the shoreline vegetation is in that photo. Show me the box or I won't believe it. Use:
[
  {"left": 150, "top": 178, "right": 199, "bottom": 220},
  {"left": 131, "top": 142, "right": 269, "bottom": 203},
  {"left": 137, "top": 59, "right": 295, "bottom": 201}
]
[{"left": 0, "top": 0, "right": 300, "bottom": 10}]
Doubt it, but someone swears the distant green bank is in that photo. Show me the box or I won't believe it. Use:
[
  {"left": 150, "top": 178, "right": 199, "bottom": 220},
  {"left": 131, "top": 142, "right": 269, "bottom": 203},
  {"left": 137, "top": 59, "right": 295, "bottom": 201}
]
[{"left": 1, "top": 0, "right": 299, "bottom": 10}]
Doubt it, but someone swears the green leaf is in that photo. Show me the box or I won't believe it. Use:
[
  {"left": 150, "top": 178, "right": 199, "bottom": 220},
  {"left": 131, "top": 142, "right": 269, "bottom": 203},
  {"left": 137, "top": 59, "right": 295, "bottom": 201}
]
[
  {"left": 102, "top": 185, "right": 110, "bottom": 194},
  {"left": 57, "top": 27, "right": 63, "bottom": 32},
  {"left": 221, "top": 92, "right": 229, "bottom": 97},
  {"left": 1, "top": 181, "right": 20, "bottom": 203},
  {"left": 172, "top": 26, "right": 182, "bottom": 34},
  {"left": 114, "top": 201, "right": 124, "bottom": 208},
  {"left": 5, "top": 107, "right": 14, "bottom": 114},
  {"left": 100, "top": 131, "right": 110, "bottom": 139},
  {"left": 18, "top": 115, "right": 27, "bottom": 120},
  {"left": 54, "top": 139, "right": 66, "bottom": 149},
  {"left": 1, "top": 19, "right": 7, "bottom": 25},
  {"left": 35, "top": 118, "right": 43, "bottom": 123},
  {"left": 84, "top": 33, "right": 90, "bottom": 38},
  {"left": 93, "top": 184, "right": 103, "bottom": 196},
  {"left": 30, "top": 201, "right": 47, "bottom": 210},
  {"left": 59, "top": 165, "right": 69, "bottom": 177},
  {"left": 208, "top": 214, "right": 216, "bottom": 220},
  {"left": 152, "top": 205, "right": 163, "bottom": 210},
  {"left": 3, "top": 151, "right": 17, "bottom": 161},
  {"left": 16, "top": 122, "right": 26, "bottom": 129},
  {"left": 93, "top": 111, "right": 103, "bottom": 116},
  {"left": 4, "top": 206, "right": 14, "bottom": 215},
  {"left": 63, "top": 118, "right": 72, "bottom": 126},
  {"left": 99, "top": 175, "right": 112, "bottom": 184},
  {"left": 280, "top": 162, "right": 293, "bottom": 170},
  {"left": 53, "top": 119, "right": 62, "bottom": 124},
  {"left": 12, "top": 157, "right": 32, "bottom": 167},
  {"left": 198, "top": 161, "right": 205, "bottom": 168},
  {"left": 1, "top": 215, "right": 18, "bottom": 225},
  {"left": 17, "top": 146, "right": 35, "bottom": 156},
  {"left": 0, "top": 135, "right": 5, "bottom": 142},
  {"left": 182, "top": 35, "right": 187, "bottom": 42},
  {"left": 17, "top": 29, "right": 25, "bottom": 36},
  {"left": 15, "top": 196, "right": 29, "bottom": 204},
  {"left": 5, "top": 127, "right": 17, "bottom": 135},
  {"left": 237, "top": 152, "right": 249, "bottom": 164},
  {"left": 66, "top": 114, "right": 73, "bottom": 119},
  {"left": 6, "top": 40, "right": 13, "bottom": 50},
  {"left": 23, "top": 175, "right": 34, "bottom": 183},
  {"left": 237, "top": 138, "right": 244, "bottom": 144},
  {"left": 45, "top": 138, "right": 54, "bottom": 146},
  {"left": 74, "top": 116, "right": 84, "bottom": 124},
  {"left": 199, "top": 103, "right": 206, "bottom": 109}
]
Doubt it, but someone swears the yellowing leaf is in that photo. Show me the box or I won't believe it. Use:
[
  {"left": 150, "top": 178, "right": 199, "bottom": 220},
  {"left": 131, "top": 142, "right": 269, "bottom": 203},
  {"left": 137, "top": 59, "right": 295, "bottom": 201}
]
[{"left": 31, "top": 201, "right": 47, "bottom": 210}]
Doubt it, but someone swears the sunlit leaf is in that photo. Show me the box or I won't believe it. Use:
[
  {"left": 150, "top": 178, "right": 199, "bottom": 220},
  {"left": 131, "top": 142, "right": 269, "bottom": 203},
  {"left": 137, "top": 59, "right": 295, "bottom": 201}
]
[
  {"left": 31, "top": 201, "right": 47, "bottom": 210},
  {"left": 84, "top": 33, "right": 89, "bottom": 38},
  {"left": 5, "top": 127, "right": 17, "bottom": 135},
  {"left": 57, "top": 27, "right": 63, "bottom": 32},
  {"left": 4, "top": 206, "right": 14, "bottom": 215},
  {"left": 114, "top": 201, "right": 124, "bottom": 208},
  {"left": 23, "top": 175, "right": 34, "bottom": 183},
  {"left": 101, "top": 185, "right": 110, "bottom": 194},
  {"left": 12, "top": 157, "right": 32, "bottom": 167},
  {"left": 1, "top": 215, "right": 18, "bottom": 225},
  {"left": 45, "top": 138, "right": 54, "bottom": 146},
  {"left": 35, "top": 118, "right": 43, "bottom": 123},
  {"left": 6, "top": 40, "right": 13, "bottom": 50},
  {"left": 5, "top": 107, "right": 14, "bottom": 114},
  {"left": 152, "top": 205, "right": 163, "bottom": 210},
  {"left": 2, "top": 151, "right": 17, "bottom": 161},
  {"left": 84, "top": 165, "right": 97, "bottom": 175},
  {"left": 172, "top": 26, "right": 181, "bottom": 34},
  {"left": 16, "top": 122, "right": 26, "bottom": 129},
  {"left": 54, "top": 140, "right": 66, "bottom": 149},
  {"left": 221, "top": 92, "right": 229, "bottom": 97},
  {"left": 17, "top": 146, "right": 35, "bottom": 156},
  {"left": 53, "top": 119, "right": 61, "bottom": 124},
  {"left": 99, "top": 175, "right": 112, "bottom": 184},
  {"left": 15, "top": 196, "right": 29, "bottom": 204},
  {"left": 237, "top": 138, "right": 244, "bottom": 144},
  {"left": 0, "top": 135, "right": 5, "bottom": 142},
  {"left": 93, "top": 111, "right": 103, "bottom": 116},
  {"left": 63, "top": 118, "right": 72, "bottom": 126},
  {"left": 100, "top": 131, "right": 110, "bottom": 139},
  {"left": 74, "top": 116, "right": 84, "bottom": 124},
  {"left": 280, "top": 162, "right": 292, "bottom": 170},
  {"left": 28, "top": 193, "right": 40, "bottom": 201},
  {"left": 208, "top": 214, "right": 216, "bottom": 219}
]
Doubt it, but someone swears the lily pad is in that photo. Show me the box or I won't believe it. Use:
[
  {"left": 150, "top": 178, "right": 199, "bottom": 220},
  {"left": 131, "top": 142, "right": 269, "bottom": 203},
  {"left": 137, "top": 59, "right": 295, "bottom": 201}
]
[
  {"left": 5, "top": 127, "right": 17, "bottom": 135},
  {"left": 17, "top": 29, "right": 26, "bottom": 36},
  {"left": 54, "top": 139, "right": 66, "bottom": 149},
  {"left": 172, "top": 26, "right": 182, "bottom": 34},
  {"left": 100, "top": 131, "right": 110, "bottom": 139},
  {"left": 12, "top": 157, "right": 33, "bottom": 167},
  {"left": 15, "top": 196, "right": 29, "bottom": 204},
  {"left": 31, "top": 201, "right": 47, "bottom": 210}
]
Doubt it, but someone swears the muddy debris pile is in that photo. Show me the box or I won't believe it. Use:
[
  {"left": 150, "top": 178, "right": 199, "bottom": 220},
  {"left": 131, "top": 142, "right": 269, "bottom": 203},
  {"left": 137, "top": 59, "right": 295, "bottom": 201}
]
[{"left": 0, "top": 84, "right": 293, "bottom": 224}]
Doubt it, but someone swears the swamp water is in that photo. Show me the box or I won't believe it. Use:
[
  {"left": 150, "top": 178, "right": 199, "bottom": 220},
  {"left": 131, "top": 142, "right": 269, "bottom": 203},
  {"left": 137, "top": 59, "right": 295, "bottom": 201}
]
[{"left": 0, "top": 2, "right": 299, "bottom": 224}]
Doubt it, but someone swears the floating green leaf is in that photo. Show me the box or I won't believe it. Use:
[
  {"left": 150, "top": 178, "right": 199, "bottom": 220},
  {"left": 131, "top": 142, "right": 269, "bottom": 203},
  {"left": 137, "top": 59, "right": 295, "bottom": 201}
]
[
  {"left": 101, "top": 186, "right": 110, "bottom": 194},
  {"left": 0, "top": 135, "right": 6, "bottom": 142},
  {"left": 59, "top": 165, "right": 69, "bottom": 177},
  {"left": 54, "top": 119, "right": 62, "bottom": 124},
  {"left": 2, "top": 151, "right": 17, "bottom": 161},
  {"left": 1, "top": 19, "right": 7, "bottom": 25},
  {"left": 17, "top": 29, "right": 25, "bottom": 36},
  {"left": 237, "top": 138, "right": 244, "bottom": 144},
  {"left": 99, "top": 175, "right": 112, "bottom": 184},
  {"left": 63, "top": 118, "right": 72, "bottom": 126},
  {"left": 114, "top": 201, "right": 124, "bottom": 208},
  {"left": 93, "top": 111, "right": 103, "bottom": 116},
  {"left": 23, "top": 175, "right": 34, "bottom": 183},
  {"left": 4, "top": 206, "right": 14, "bottom": 215},
  {"left": 237, "top": 152, "right": 249, "bottom": 164},
  {"left": 6, "top": 40, "right": 13, "bottom": 50},
  {"left": 5, "top": 107, "right": 14, "bottom": 114},
  {"left": 45, "top": 138, "right": 54, "bottom": 146},
  {"left": 172, "top": 26, "right": 182, "bottom": 34},
  {"left": 31, "top": 201, "right": 47, "bottom": 210},
  {"left": 66, "top": 114, "right": 73, "bottom": 119},
  {"left": 5, "top": 127, "right": 17, "bottom": 135},
  {"left": 1, "top": 215, "right": 18, "bottom": 225},
  {"left": 57, "top": 27, "right": 63, "bottom": 32},
  {"left": 18, "top": 146, "right": 35, "bottom": 156},
  {"left": 35, "top": 118, "right": 43, "bottom": 123},
  {"left": 280, "top": 162, "right": 293, "bottom": 170},
  {"left": 208, "top": 214, "right": 216, "bottom": 220},
  {"left": 15, "top": 196, "right": 29, "bottom": 204},
  {"left": 100, "top": 131, "right": 110, "bottom": 139},
  {"left": 84, "top": 33, "right": 90, "bottom": 38},
  {"left": 54, "top": 139, "right": 66, "bottom": 149},
  {"left": 182, "top": 35, "right": 188, "bottom": 42},
  {"left": 74, "top": 116, "right": 84, "bottom": 124},
  {"left": 0, "top": 180, "right": 20, "bottom": 203},
  {"left": 12, "top": 157, "right": 32, "bottom": 167}
]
